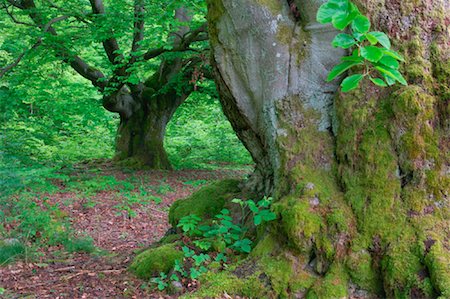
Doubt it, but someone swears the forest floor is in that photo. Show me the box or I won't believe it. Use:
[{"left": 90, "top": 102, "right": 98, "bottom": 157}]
[{"left": 0, "top": 163, "right": 250, "bottom": 298}]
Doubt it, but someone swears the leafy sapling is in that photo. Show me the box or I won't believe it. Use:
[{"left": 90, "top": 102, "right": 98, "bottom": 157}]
[
  {"left": 317, "top": 0, "right": 407, "bottom": 91},
  {"left": 177, "top": 214, "right": 202, "bottom": 236}
]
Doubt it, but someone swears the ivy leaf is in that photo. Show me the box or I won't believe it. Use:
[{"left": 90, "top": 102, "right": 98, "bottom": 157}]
[
  {"left": 341, "top": 74, "right": 364, "bottom": 92},
  {"left": 352, "top": 15, "right": 371, "bottom": 33},
  {"left": 379, "top": 55, "right": 399, "bottom": 69},
  {"left": 383, "top": 49, "right": 405, "bottom": 62},
  {"left": 327, "top": 60, "right": 362, "bottom": 81},
  {"left": 361, "top": 46, "right": 384, "bottom": 62},
  {"left": 332, "top": 33, "right": 356, "bottom": 49},
  {"left": 370, "top": 31, "right": 391, "bottom": 49},
  {"left": 370, "top": 77, "right": 388, "bottom": 87}
]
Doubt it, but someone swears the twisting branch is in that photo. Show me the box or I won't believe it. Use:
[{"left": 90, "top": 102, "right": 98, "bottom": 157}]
[
  {"left": 4, "top": 0, "right": 107, "bottom": 88},
  {"left": 143, "top": 22, "right": 208, "bottom": 61}
]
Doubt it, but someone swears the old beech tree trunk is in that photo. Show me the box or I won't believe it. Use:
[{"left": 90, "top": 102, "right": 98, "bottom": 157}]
[
  {"left": 101, "top": 9, "right": 197, "bottom": 169},
  {"left": 206, "top": 0, "right": 449, "bottom": 297}
]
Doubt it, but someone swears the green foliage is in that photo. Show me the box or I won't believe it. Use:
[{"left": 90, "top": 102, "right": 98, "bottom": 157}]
[
  {"left": 150, "top": 197, "right": 277, "bottom": 291},
  {"left": 0, "top": 241, "right": 26, "bottom": 265},
  {"left": 317, "top": 0, "right": 407, "bottom": 91},
  {"left": 177, "top": 214, "right": 202, "bottom": 235},
  {"left": 166, "top": 91, "right": 253, "bottom": 169}
]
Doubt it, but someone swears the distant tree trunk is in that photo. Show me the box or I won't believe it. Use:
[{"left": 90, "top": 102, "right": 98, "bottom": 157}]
[
  {"left": 104, "top": 87, "right": 186, "bottom": 169},
  {"left": 101, "top": 7, "right": 200, "bottom": 169},
  {"left": 103, "top": 57, "right": 194, "bottom": 169},
  {"left": 207, "top": 0, "right": 449, "bottom": 297}
]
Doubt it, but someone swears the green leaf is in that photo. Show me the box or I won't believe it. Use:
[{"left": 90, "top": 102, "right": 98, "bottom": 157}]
[
  {"left": 254, "top": 215, "right": 262, "bottom": 226},
  {"left": 383, "top": 74, "right": 396, "bottom": 86},
  {"left": 332, "top": 33, "right": 356, "bottom": 49},
  {"left": 383, "top": 49, "right": 405, "bottom": 62},
  {"left": 370, "top": 77, "right": 388, "bottom": 87},
  {"left": 341, "top": 74, "right": 364, "bottom": 92},
  {"left": 370, "top": 31, "right": 391, "bottom": 49},
  {"left": 332, "top": 11, "right": 357, "bottom": 30},
  {"left": 327, "top": 60, "right": 362, "bottom": 81},
  {"left": 375, "top": 66, "right": 408, "bottom": 85},
  {"left": 317, "top": 3, "right": 339, "bottom": 24},
  {"left": 352, "top": 15, "right": 371, "bottom": 33},
  {"left": 341, "top": 55, "right": 364, "bottom": 62},
  {"left": 365, "top": 33, "right": 378, "bottom": 45},
  {"left": 317, "top": 0, "right": 349, "bottom": 24},
  {"left": 379, "top": 55, "right": 399, "bottom": 69},
  {"left": 353, "top": 31, "right": 366, "bottom": 42},
  {"left": 361, "top": 46, "right": 384, "bottom": 62}
]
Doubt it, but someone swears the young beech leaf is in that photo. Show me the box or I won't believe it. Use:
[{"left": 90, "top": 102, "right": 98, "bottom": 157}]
[
  {"left": 341, "top": 74, "right": 364, "bottom": 92},
  {"left": 370, "top": 77, "right": 388, "bottom": 87},
  {"left": 352, "top": 15, "right": 371, "bottom": 33},
  {"left": 353, "top": 31, "right": 366, "bottom": 42},
  {"left": 317, "top": 3, "right": 340, "bottom": 24},
  {"left": 317, "top": 0, "right": 350, "bottom": 23},
  {"left": 361, "top": 46, "right": 383, "bottom": 62},
  {"left": 327, "top": 61, "right": 362, "bottom": 82},
  {"left": 365, "top": 33, "right": 378, "bottom": 45},
  {"left": 375, "top": 66, "right": 408, "bottom": 85},
  {"left": 332, "top": 11, "right": 355, "bottom": 30},
  {"left": 370, "top": 31, "right": 391, "bottom": 49},
  {"left": 383, "top": 49, "right": 404, "bottom": 61},
  {"left": 382, "top": 73, "right": 396, "bottom": 86},
  {"left": 332, "top": 33, "right": 356, "bottom": 49},
  {"left": 341, "top": 55, "right": 364, "bottom": 62},
  {"left": 379, "top": 55, "right": 399, "bottom": 69}
]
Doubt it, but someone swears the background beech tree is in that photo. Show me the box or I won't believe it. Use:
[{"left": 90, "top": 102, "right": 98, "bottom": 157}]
[
  {"left": 160, "top": 0, "right": 449, "bottom": 297},
  {"left": 0, "top": 0, "right": 209, "bottom": 168}
]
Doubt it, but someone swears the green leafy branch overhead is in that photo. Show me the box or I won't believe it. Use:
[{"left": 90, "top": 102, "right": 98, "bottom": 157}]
[{"left": 317, "top": 0, "right": 407, "bottom": 92}]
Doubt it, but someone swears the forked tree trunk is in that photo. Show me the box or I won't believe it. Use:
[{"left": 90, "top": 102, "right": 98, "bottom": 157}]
[{"left": 207, "top": 0, "right": 449, "bottom": 297}]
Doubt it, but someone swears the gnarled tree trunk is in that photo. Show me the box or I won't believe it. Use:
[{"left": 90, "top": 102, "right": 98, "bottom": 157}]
[
  {"left": 206, "top": 0, "right": 449, "bottom": 297},
  {"left": 103, "top": 86, "right": 186, "bottom": 169},
  {"left": 102, "top": 8, "right": 199, "bottom": 169}
]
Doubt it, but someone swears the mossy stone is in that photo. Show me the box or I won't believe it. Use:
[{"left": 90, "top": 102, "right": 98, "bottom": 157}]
[{"left": 130, "top": 243, "right": 183, "bottom": 279}]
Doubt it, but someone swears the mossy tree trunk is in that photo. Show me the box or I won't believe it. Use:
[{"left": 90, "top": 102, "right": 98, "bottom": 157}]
[
  {"left": 105, "top": 86, "right": 186, "bottom": 169},
  {"left": 206, "top": 0, "right": 449, "bottom": 297}
]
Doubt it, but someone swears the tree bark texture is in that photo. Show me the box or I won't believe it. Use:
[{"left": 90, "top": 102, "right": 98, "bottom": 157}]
[{"left": 206, "top": 0, "right": 449, "bottom": 297}]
